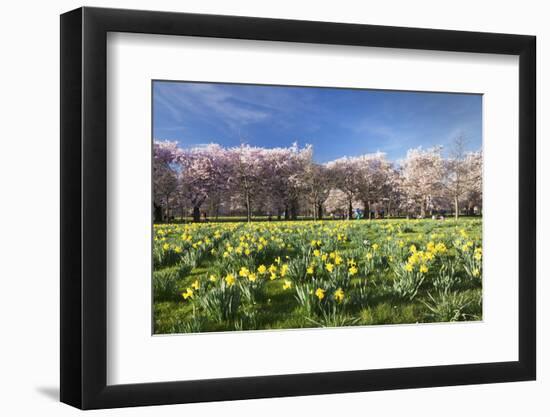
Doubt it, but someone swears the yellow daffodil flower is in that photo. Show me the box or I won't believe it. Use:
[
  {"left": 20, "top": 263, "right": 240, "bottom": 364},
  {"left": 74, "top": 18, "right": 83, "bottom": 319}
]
[
  {"left": 315, "top": 288, "right": 325, "bottom": 300},
  {"left": 225, "top": 274, "right": 236, "bottom": 287}
]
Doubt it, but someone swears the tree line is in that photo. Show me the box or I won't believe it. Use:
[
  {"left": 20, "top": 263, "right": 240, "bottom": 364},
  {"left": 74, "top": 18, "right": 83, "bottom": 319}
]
[{"left": 153, "top": 136, "right": 482, "bottom": 223}]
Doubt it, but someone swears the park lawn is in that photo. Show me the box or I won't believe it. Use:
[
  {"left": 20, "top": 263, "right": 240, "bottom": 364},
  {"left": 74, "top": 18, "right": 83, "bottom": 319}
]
[{"left": 153, "top": 218, "right": 483, "bottom": 334}]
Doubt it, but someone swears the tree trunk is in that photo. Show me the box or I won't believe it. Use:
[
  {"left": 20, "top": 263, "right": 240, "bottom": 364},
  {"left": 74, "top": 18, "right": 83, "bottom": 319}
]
[
  {"left": 362, "top": 201, "right": 369, "bottom": 220},
  {"left": 193, "top": 206, "right": 201, "bottom": 222},
  {"left": 454, "top": 196, "right": 459, "bottom": 221},
  {"left": 165, "top": 194, "right": 171, "bottom": 221},
  {"left": 153, "top": 203, "right": 163, "bottom": 223},
  {"left": 290, "top": 200, "right": 298, "bottom": 220},
  {"left": 246, "top": 192, "right": 251, "bottom": 223},
  {"left": 348, "top": 198, "right": 353, "bottom": 220},
  {"left": 318, "top": 202, "right": 323, "bottom": 220}
]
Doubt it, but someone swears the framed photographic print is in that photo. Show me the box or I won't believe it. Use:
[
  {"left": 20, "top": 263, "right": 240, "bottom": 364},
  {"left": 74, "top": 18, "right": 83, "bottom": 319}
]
[{"left": 60, "top": 6, "right": 536, "bottom": 409}]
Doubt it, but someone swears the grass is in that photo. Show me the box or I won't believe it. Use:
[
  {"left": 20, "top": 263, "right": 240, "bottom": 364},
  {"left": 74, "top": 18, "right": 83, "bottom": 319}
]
[{"left": 153, "top": 217, "right": 482, "bottom": 334}]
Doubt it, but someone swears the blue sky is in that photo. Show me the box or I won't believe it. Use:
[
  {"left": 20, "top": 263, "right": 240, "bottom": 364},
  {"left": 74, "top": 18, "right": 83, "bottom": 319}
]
[{"left": 153, "top": 81, "right": 482, "bottom": 162}]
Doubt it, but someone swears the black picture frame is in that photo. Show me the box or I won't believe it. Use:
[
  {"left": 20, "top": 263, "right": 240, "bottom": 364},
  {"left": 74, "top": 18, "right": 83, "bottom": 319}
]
[{"left": 60, "top": 6, "right": 536, "bottom": 410}]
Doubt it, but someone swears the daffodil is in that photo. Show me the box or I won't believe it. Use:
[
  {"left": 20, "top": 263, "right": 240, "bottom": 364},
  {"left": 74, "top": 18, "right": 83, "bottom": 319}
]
[
  {"left": 280, "top": 264, "right": 289, "bottom": 277},
  {"left": 191, "top": 279, "right": 200, "bottom": 290},
  {"left": 315, "top": 288, "right": 325, "bottom": 300},
  {"left": 182, "top": 288, "right": 194, "bottom": 300},
  {"left": 349, "top": 266, "right": 358, "bottom": 276},
  {"left": 435, "top": 242, "right": 447, "bottom": 254},
  {"left": 334, "top": 288, "right": 344, "bottom": 303},
  {"left": 257, "top": 264, "right": 267, "bottom": 274},
  {"left": 474, "top": 248, "right": 482, "bottom": 261},
  {"left": 225, "top": 274, "right": 236, "bottom": 287},
  {"left": 282, "top": 280, "right": 292, "bottom": 290},
  {"left": 326, "top": 263, "right": 334, "bottom": 273}
]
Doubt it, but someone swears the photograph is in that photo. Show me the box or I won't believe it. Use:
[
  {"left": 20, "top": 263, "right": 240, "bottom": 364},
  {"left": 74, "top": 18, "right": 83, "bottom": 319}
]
[{"left": 152, "top": 81, "right": 483, "bottom": 334}]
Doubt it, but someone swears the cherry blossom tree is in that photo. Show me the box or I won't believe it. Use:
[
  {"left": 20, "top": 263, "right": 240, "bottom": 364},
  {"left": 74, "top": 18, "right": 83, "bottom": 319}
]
[
  {"left": 228, "top": 145, "right": 268, "bottom": 222},
  {"left": 300, "top": 161, "right": 331, "bottom": 220},
  {"left": 400, "top": 147, "right": 445, "bottom": 217},
  {"left": 355, "top": 153, "right": 394, "bottom": 219},
  {"left": 326, "top": 157, "right": 362, "bottom": 219},
  {"left": 261, "top": 143, "right": 308, "bottom": 220},
  {"left": 153, "top": 141, "right": 180, "bottom": 221},
  {"left": 442, "top": 136, "right": 483, "bottom": 220},
  {"left": 178, "top": 144, "right": 231, "bottom": 222},
  {"left": 459, "top": 150, "right": 483, "bottom": 216},
  {"left": 153, "top": 138, "right": 482, "bottom": 222},
  {"left": 324, "top": 189, "right": 352, "bottom": 218}
]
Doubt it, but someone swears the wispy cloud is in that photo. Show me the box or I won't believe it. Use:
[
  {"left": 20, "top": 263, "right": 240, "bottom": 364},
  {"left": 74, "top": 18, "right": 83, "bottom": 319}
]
[{"left": 154, "top": 82, "right": 271, "bottom": 133}]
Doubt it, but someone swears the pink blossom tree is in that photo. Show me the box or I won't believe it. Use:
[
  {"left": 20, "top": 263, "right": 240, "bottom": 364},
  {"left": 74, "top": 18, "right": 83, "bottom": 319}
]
[
  {"left": 228, "top": 145, "right": 268, "bottom": 222},
  {"left": 153, "top": 141, "right": 181, "bottom": 221},
  {"left": 178, "top": 144, "right": 231, "bottom": 222}
]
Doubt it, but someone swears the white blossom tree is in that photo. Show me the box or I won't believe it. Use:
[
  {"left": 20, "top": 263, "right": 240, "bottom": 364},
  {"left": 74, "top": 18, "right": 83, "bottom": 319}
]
[
  {"left": 442, "top": 136, "right": 483, "bottom": 220},
  {"left": 400, "top": 147, "right": 445, "bottom": 217},
  {"left": 326, "top": 157, "right": 362, "bottom": 219}
]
